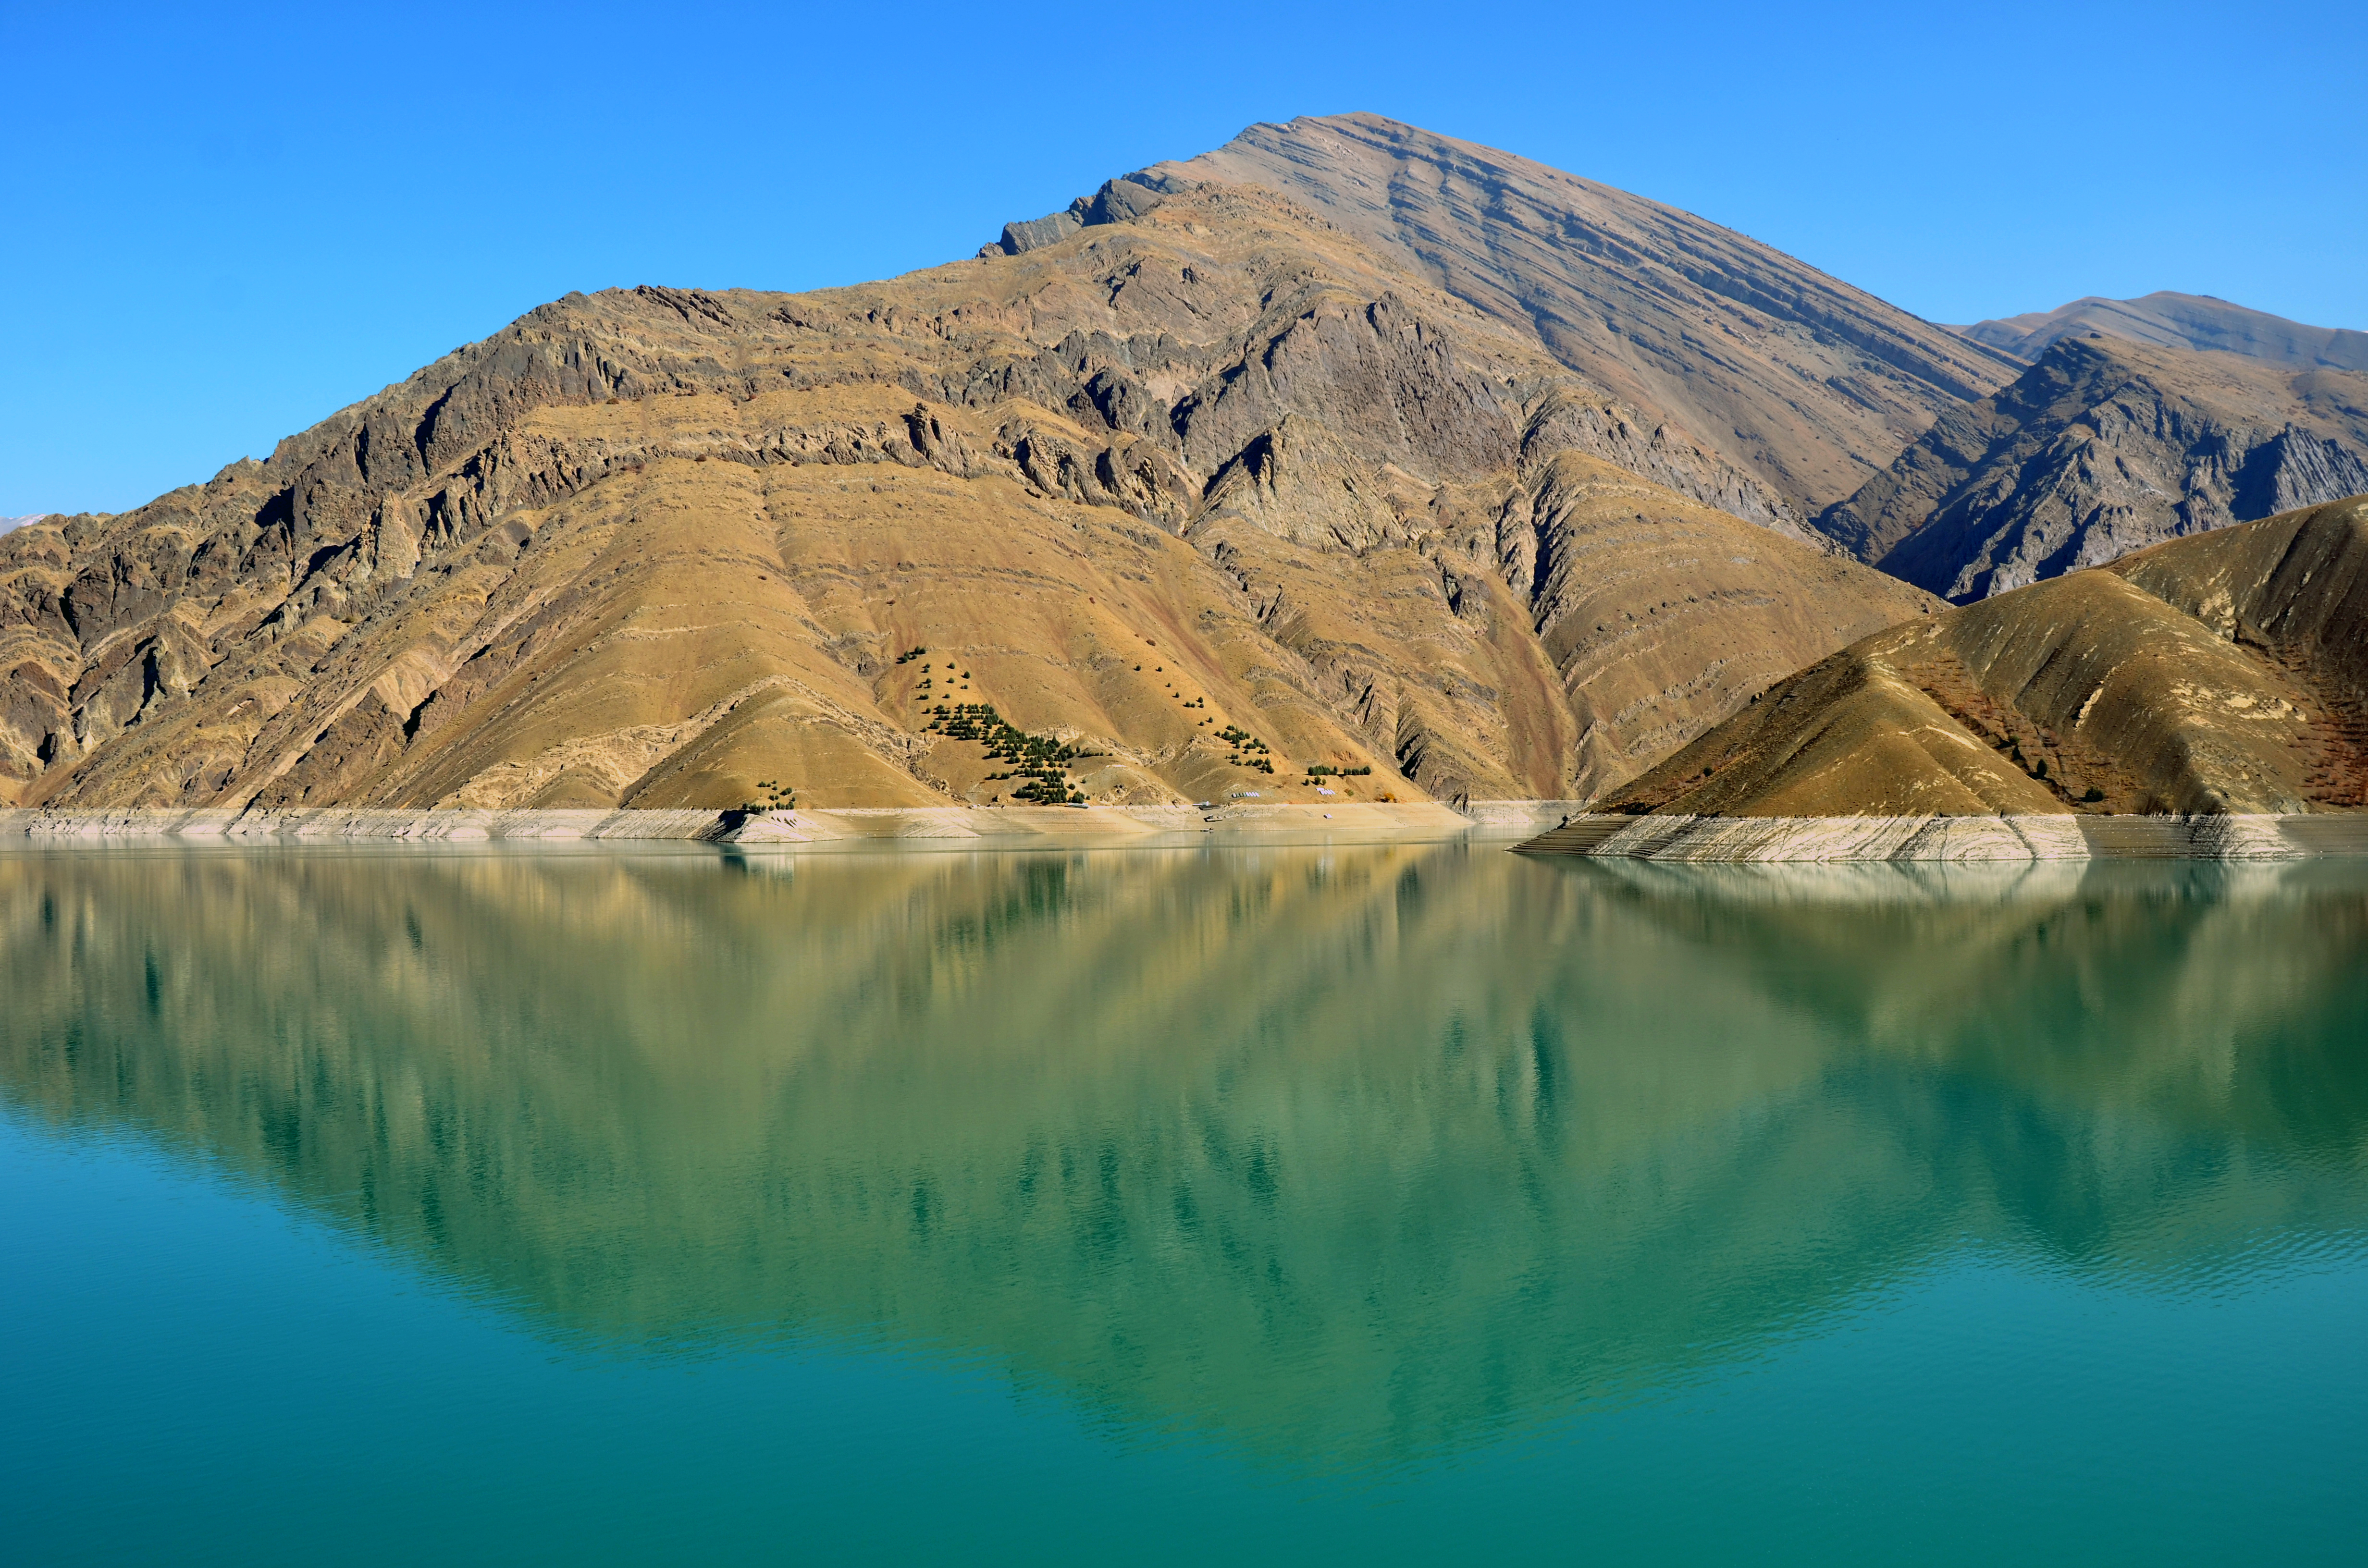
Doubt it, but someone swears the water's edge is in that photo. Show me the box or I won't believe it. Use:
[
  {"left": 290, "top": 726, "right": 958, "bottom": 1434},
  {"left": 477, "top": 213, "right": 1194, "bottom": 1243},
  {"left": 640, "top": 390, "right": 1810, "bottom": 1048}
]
[
  {"left": 1519, "top": 812, "right": 2368, "bottom": 861},
  {"left": 18, "top": 805, "right": 2365, "bottom": 859},
  {"left": 0, "top": 800, "right": 1582, "bottom": 847}
]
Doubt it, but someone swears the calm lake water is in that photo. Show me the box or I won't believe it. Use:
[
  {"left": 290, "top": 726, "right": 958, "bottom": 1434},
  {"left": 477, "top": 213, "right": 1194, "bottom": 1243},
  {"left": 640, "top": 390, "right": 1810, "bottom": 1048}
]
[{"left": 3, "top": 843, "right": 2365, "bottom": 1564}]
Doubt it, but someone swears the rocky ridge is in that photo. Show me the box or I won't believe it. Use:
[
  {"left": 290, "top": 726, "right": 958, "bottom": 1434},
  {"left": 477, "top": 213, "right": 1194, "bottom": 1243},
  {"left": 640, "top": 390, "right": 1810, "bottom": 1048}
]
[{"left": 1822, "top": 335, "right": 2368, "bottom": 600}]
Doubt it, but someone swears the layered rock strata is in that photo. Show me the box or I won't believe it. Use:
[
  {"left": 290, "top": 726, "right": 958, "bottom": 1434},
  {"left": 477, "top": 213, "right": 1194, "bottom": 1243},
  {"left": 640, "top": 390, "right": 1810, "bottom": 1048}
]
[{"left": 1155, "top": 113, "right": 2017, "bottom": 514}]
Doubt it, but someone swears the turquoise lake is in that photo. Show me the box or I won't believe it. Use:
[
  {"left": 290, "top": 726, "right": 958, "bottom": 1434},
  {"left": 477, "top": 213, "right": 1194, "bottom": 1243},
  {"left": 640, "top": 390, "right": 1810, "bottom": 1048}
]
[{"left": 3, "top": 843, "right": 2365, "bottom": 1564}]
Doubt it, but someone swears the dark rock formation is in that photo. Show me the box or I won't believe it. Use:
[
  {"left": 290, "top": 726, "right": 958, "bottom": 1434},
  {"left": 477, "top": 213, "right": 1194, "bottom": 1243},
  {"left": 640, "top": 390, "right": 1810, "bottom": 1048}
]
[
  {"left": 998, "top": 175, "right": 1178, "bottom": 254},
  {"left": 1822, "top": 335, "right": 2368, "bottom": 599}
]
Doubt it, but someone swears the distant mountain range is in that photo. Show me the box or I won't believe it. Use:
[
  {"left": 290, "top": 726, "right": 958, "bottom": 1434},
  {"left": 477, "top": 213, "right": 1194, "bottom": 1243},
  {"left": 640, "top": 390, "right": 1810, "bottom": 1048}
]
[
  {"left": 1961, "top": 291, "right": 2368, "bottom": 373},
  {"left": 2, "top": 116, "right": 2361, "bottom": 821},
  {"left": 0, "top": 515, "right": 45, "bottom": 536},
  {"left": 1823, "top": 334, "right": 2368, "bottom": 600}
]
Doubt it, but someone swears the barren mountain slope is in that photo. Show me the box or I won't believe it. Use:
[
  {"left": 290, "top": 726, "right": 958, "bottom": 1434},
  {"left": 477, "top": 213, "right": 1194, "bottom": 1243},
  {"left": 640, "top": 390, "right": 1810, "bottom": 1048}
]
[
  {"left": 1821, "top": 335, "right": 2368, "bottom": 600},
  {"left": 1593, "top": 497, "right": 2368, "bottom": 819},
  {"left": 1147, "top": 113, "right": 2016, "bottom": 515},
  {"left": 0, "top": 181, "right": 1934, "bottom": 811},
  {"left": 1963, "top": 292, "right": 2368, "bottom": 373}
]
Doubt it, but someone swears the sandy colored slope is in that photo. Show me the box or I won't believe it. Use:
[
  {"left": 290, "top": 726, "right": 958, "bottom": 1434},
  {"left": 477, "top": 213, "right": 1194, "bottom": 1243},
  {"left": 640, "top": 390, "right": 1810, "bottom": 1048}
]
[
  {"left": 1154, "top": 112, "right": 2016, "bottom": 514},
  {"left": 0, "top": 179, "right": 1931, "bottom": 811},
  {"left": 1599, "top": 498, "right": 2368, "bottom": 818}
]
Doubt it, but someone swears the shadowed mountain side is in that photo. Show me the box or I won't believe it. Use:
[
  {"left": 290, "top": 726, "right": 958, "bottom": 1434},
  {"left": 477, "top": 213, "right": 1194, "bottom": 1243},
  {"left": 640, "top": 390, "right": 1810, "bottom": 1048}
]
[
  {"left": 1599, "top": 499, "right": 2368, "bottom": 818},
  {"left": 1153, "top": 114, "right": 2017, "bottom": 515},
  {"left": 1822, "top": 335, "right": 2368, "bottom": 598},
  {"left": 1963, "top": 292, "right": 2368, "bottom": 374},
  {"left": 0, "top": 180, "right": 1928, "bottom": 811},
  {"left": 2, "top": 846, "right": 2363, "bottom": 1466}
]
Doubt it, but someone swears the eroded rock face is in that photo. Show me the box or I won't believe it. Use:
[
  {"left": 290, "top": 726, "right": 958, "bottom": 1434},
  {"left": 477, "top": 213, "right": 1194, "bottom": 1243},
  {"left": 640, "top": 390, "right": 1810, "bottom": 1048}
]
[
  {"left": 0, "top": 168, "right": 1932, "bottom": 812},
  {"left": 1824, "top": 336, "right": 2368, "bottom": 600}
]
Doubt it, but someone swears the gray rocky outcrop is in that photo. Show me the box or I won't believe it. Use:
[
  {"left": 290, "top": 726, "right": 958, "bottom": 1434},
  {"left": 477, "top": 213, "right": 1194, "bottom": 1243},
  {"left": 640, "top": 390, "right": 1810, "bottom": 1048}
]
[
  {"left": 996, "top": 175, "right": 1178, "bottom": 254},
  {"left": 1823, "top": 335, "right": 2368, "bottom": 599}
]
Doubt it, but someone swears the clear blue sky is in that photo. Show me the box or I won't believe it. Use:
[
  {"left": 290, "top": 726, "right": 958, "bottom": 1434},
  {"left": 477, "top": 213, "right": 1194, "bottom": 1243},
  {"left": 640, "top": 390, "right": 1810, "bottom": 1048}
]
[{"left": 5, "top": 0, "right": 2362, "bottom": 516}]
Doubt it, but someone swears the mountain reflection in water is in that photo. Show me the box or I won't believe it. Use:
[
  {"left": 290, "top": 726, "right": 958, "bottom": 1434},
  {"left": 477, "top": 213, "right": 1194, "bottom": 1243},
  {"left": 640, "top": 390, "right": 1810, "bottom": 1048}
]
[{"left": 2, "top": 844, "right": 2364, "bottom": 1470}]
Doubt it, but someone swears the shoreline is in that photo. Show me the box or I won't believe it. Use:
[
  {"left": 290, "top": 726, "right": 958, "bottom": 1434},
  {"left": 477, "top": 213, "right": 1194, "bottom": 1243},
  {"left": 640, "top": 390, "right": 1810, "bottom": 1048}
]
[
  {"left": 0, "top": 800, "right": 1583, "bottom": 849},
  {"left": 1517, "top": 812, "right": 2368, "bottom": 862},
  {"left": 11, "top": 804, "right": 2363, "bottom": 859}
]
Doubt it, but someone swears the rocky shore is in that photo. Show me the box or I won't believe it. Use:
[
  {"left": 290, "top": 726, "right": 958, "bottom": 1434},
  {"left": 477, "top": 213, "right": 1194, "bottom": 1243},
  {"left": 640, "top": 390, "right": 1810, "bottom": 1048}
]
[
  {"left": 0, "top": 800, "right": 1581, "bottom": 848},
  {"left": 13, "top": 803, "right": 2359, "bottom": 859},
  {"left": 1517, "top": 812, "right": 2368, "bottom": 861}
]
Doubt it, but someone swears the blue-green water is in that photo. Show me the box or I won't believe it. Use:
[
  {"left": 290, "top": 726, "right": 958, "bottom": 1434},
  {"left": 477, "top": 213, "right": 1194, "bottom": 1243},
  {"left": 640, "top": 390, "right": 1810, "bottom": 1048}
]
[{"left": 3, "top": 844, "right": 2365, "bottom": 1565}]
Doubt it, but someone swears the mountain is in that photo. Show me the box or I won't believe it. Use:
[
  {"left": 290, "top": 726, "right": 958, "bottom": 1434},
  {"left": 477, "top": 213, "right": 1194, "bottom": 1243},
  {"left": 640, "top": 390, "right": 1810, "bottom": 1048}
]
[
  {"left": 1587, "top": 496, "right": 2368, "bottom": 819},
  {"left": 0, "top": 155, "right": 1935, "bottom": 811},
  {"left": 0, "top": 515, "right": 44, "bottom": 537},
  {"left": 1144, "top": 114, "right": 2018, "bottom": 514},
  {"left": 1963, "top": 292, "right": 2368, "bottom": 373},
  {"left": 1819, "top": 334, "right": 2368, "bottom": 600}
]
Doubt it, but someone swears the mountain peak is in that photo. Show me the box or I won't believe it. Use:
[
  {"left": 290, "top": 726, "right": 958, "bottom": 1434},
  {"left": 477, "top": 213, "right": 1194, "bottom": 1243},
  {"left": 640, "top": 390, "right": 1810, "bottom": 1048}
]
[{"left": 1142, "top": 113, "right": 2017, "bottom": 513}]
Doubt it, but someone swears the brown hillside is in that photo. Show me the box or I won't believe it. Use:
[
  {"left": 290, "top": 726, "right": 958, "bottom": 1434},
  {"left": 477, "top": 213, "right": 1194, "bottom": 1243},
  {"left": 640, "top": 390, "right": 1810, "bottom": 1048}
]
[
  {"left": 0, "top": 176, "right": 1933, "bottom": 812},
  {"left": 1598, "top": 497, "right": 2368, "bottom": 819}
]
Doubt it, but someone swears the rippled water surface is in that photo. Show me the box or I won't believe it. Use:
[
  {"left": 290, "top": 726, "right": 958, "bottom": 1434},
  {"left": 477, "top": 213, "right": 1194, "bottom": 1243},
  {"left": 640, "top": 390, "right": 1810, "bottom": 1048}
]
[{"left": 4, "top": 844, "right": 2366, "bottom": 1564}]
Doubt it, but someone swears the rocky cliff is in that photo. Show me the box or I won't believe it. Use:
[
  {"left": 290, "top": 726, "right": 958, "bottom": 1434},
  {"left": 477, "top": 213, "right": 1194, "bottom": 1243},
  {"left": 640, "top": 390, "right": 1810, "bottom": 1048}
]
[
  {"left": 1820, "top": 335, "right": 2368, "bottom": 599},
  {"left": 0, "top": 168, "right": 1934, "bottom": 811}
]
